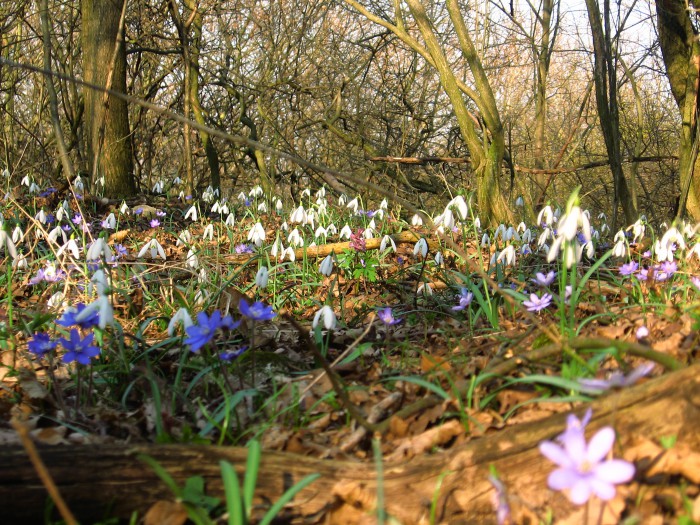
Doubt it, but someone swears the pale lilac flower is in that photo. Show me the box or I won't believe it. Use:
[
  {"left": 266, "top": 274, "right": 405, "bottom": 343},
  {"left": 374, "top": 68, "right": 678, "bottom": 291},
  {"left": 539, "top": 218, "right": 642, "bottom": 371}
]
[
  {"left": 578, "top": 363, "right": 654, "bottom": 394},
  {"left": 635, "top": 325, "right": 649, "bottom": 340},
  {"left": 378, "top": 307, "right": 401, "bottom": 325},
  {"left": 523, "top": 292, "right": 552, "bottom": 312},
  {"left": 488, "top": 474, "right": 510, "bottom": 525},
  {"left": 618, "top": 261, "right": 638, "bottom": 276},
  {"left": 532, "top": 270, "right": 556, "bottom": 287},
  {"left": 452, "top": 288, "right": 474, "bottom": 311},
  {"left": 539, "top": 412, "right": 635, "bottom": 505}
]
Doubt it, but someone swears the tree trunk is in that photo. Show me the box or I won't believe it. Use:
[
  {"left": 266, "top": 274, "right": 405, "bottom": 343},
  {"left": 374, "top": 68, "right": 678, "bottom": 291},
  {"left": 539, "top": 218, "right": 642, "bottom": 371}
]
[
  {"left": 3, "top": 363, "right": 700, "bottom": 524},
  {"left": 81, "top": 0, "right": 135, "bottom": 197}
]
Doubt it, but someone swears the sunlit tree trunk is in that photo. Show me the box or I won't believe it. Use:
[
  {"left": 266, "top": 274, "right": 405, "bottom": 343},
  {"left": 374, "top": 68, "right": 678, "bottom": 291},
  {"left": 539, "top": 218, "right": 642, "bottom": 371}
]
[
  {"left": 656, "top": 0, "right": 700, "bottom": 221},
  {"left": 81, "top": 0, "right": 135, "bottom": 197}
]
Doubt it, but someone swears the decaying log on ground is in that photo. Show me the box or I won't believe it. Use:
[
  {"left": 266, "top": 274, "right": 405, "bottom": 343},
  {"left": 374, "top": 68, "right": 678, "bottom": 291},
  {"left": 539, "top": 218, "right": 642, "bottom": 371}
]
[{"left": 1, "top": 363, "right": 699, "bottom": 524}]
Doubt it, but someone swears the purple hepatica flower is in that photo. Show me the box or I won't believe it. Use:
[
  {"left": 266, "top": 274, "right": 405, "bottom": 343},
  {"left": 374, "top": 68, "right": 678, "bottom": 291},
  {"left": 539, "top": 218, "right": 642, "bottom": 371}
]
[
  {"left": 46, "top": 213, "right": 56, "bottom": 225},
  {"left": 234, "top": 243, "right": 254, "bottom": 254},
  {"left": 578, "top": 363, "right": 654, "bottom": 394},
  {"left": 72, "top": 214, "right": 82, "bottom": 225},
  {"left": 150, "top": 219, "right": 161, "bottom": 228},
  {"left": 56, "top": 303, "right": 100, "bottom": 329},
  {"left": 377, "top": 307, "right": 401, "bottom": 325},
  {"left": 239, "top": 299, "right": 276, "bottom": 322},
  {"left": 156, "top": 210, "right": 166, "bottom": 218},
  {"left": 29, "top": 265, "right": 66, "bottom": 285},
  {"left": 39, "top": 187, "right": 58, "bottom": 198},
  {"left": 539, "top": 411, "right": 635, "bottom": 505},
  {"left": 532, "top": 270, "right": 557, "bottom": 287},
  {"left": 654, "top": 260, "right": 677, "bottom": 282},
  {"left": 115, "top": 244, "right": 128, "bottom": 258},
  {"left": 134, "top": 207, "right": 143, "bottom": 216},
  {"left": 523, "top": 292, "right": 552, "bottom": 312},
  {"left": 618, "top": 261, "right": 639, "bottom": 276},
  {"left": 60, "top": 329, "right": 100, "bottom": 365},
  {"left": 184, "top": 310, "right": 239, "bottom": 352},
  {"left": 636, "top": 268, "right": 649, "bottom": 281},
  {"left": 220, "top": 345, "right": 248, "bottom": 361},
  {"left": 28, "top": 332, "right": 58, "bottom": 359},
  {"left": 452, "top": 288, "right": 474, "bottom": 311}
]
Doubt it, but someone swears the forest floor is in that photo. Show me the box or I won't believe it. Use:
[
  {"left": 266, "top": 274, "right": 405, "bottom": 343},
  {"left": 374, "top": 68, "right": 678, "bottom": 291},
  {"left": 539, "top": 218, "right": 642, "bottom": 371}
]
[{"left": 1, "top": 184, "right": 699, "bottom": 524}]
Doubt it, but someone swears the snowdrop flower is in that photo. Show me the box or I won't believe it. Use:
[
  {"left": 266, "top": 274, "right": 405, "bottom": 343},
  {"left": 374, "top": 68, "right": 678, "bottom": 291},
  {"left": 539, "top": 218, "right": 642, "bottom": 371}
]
[
  {"left": 198, "top": 268, "right": 208, "bottom": 284},
  {"left": 12, "top": 225, "right": 23, "bottom": 244},
  {"left": 21, "top": 174, "right": 31, "bottom": 187},
  {"left": 481, "top": 233, "right": 491, "bottom": 247},
  {"left": 202, "top": 186, "right": 216, "bottom": 202},
  {"left": 522, "top": 229, "right": 533, "bottom": 244},
  {"left": 515, "top": 196, "right": 524, "bottom": 207},
  {"left": 434, "top": 251, "right": 444, "bottom": 265},
  {"left": 29, "top": 182, "right": 41, "bottom": 194},
  {"left": 380, "top": 235, "right": 396, "bottom": 252},
  {"left": 185, "top": 205, "right": 198, "bottom": 221},
  {"left": 411, "top": 214, "right": 424, "bottom": 227},
  {"left": 255, "top": 266, "right": 269, "bottom": 288},
  {"left": 447, "top": 195, "right": 469, "bottom": 220},
  {"left": 249, "top": 185, "right": 264, "bottom": 198},
  {"left": 177, "top": 230, "right": 192, "bottom": 247},
  {"left": 338, "top": 194, "right": 347, "bottom": 206},
  {"left": 546, "top": 236, "right": 564, "bottom": 264},
  {"left": 47, "top": 291, "right": 65, "bottom": 309},
  {"left": 686, "top": 243, "right": 700, "bottom": 261},
  {"left": 504, "top": 226, "right": 519, "bottom": 242},
  {"left": 362, "top": 227, "right": 375, "bottom": 240},
  {"left": 257, "top": 202, "right": 267, "bottom": 213},
  {"left": 1, "top": 168, "right": 9, "bottom": 178},
  {"left": 186, "top": 249, "right": 199, "bottom": 269},
  {"left": 119, "top": 201, "right": 129, "bottom": 215},
  {"left": 48, "top": 226, "right": 67, "bottom": 244},
  {"left": 346, "top": 197, "right": 359, "bottom": 213},
  {"left": 13, "top": 254, "right": 27, "bottom": 269},
  {"left": 312, "top": 305, "right": 337, "bottom": 330},
  {"left": 270, "top": 238, "right": 283, "bottom": 259},
  {"left": 275, "top": 198, "right": 283, "bottom": 213},
  {"left": 102, "top": 213, "right": 116, "bottom": 230},
  {"left": 202, "top": 223, "right": 214, "bottom": 241},
  {"left": 537, "top": 205, "right": 554, "bottom": 227},
  {"left": 339, "top": 224, "right": 353, "bottom": 240},
  {"left": 74, "top": 176, "right": 84, "bottom": 191},
  {"left": 90, "top": 269, "right": 109, "bottom": 296},
  {"left": 316, "top": 186, "right": 327, "bottom": 199},
  {"left": 629, "top": 219, "right": 645, "bottom": 243},
  {"left": 414, "top": 238, "right": 428, "bottom": 258},
  {"left": 35, "top": 209, "right": 47, "bottom": 224},
  {"left": 326, "top": 223, "right": 337, "bottom": 236},
  {"left": 314, "top": 226, "right": 327, "bottom": 240},
  {"left": 76, "top": 295, "right": 114, "bottom": 329},
  {"left": 612, "top": 230, "right": 628, "bottom": 258},
  {"left": 656, "top": 226, "right": 685, "bottom": 262},
  {"left": 237, "top": 191, "right": 247, "bottom": 202},
  {"left": 497, "top": 245, "right": 516, "bottom": 266},
  {"left": 290, "top": 205, "right": 307, "bottom": 224},
  {"left": 538, "top": 227, "right": 552, "bottom": 248},
  {"left": 86, "top": 238, "right": 113, "bottom": 261},
  {"left": 494, "top": 224, "right": 507, "bottom": 243},
  {"left": 435, "top": 209, "right": 455, "bottom": 231},
  {"left": 280, "top": 221, "right": 289, "bottom": 231},
  {"left": 225, "top": 213, "right": 235, "bottom": 227},
  {"left": 57, "top": 238, "right": 80, "bottom": 259},
  {"left": 417, "top": 282, "right": 433, "bottom": 296},
  {"left": 137, "top": 238, "right": 166, "bottom": 260},
  {"left": 211, "top": 201, "right": 223, "bottom": 214},
  {"left": 379, "top": 198, "right": 388, "bottom": 210},
  {"left": 558, "top": 206, "right": 591, "bottom": 242},
  {"left": 300, "top": 188, "right": 311, "bottom": 198},
  {"left": 287, "top": 228, "right": 304, "bottom": 247},
  {"left": 319, "top": 254, "right": 334, "bottom": 276},
  {"left": 281, "top": 246, "right": 296, "bottom": 262},
  {"left": 152, "top": 181, "right": 164, "bottom": 193},
  {"left": 247, "top": 222, "right": 266, "bottom": 247}
]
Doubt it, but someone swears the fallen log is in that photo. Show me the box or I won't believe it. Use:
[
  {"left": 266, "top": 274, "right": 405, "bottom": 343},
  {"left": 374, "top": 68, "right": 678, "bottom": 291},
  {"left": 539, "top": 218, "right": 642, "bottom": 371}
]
[{"left": 2, "top": 362, "right": 699, "bottom": 524}]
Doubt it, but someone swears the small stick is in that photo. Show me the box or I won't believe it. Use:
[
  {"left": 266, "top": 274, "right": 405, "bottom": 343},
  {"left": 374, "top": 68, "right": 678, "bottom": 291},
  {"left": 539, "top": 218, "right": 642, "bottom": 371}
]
[{"left": 10, "top": 418, "right": 78, "bottom": 525}]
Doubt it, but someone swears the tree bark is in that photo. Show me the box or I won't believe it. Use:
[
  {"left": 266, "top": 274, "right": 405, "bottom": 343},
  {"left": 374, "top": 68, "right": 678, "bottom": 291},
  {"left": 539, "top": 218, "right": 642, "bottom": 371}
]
[
  {"left": 81, "top": 0, "right": 135, "bottom": 197},
  {"left": 2, "top": 363, "right": 700, "bottom": 524}
]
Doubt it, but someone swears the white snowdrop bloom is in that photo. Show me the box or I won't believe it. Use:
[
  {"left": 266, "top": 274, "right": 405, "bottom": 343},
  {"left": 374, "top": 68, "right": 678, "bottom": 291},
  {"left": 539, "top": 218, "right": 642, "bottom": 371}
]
[
  {"left": 434, "top": 251, "right": 444, "bottom": 265},
  {"left": 583, "top": 241, "right": 595, "bottom": 259},
  {"left": 598, "top": 212, "right": 607, "bottom": 221},
  {"left": 411, "top": 214, "right": 424, "bottom": 227},
  {"left": 287, "top": 228, "right": 304, "bottom": 247},
  {"left": 1, "top": 168, "right": 9, "bottom": 178},
  {"left": 315, "top": 226, "right": 327, "bottom": 240},
  {"left": 186, "top": 249, "right": 199, "bottom": 269},
  {"left": 21, "top": 175, "right": 30, "bottom": 187},
  {"left": 202, "top": 223, "right": 214, "bottom": 241},
  {"left": 185, "top": 205, "right": 198, "bottom": 221},
  {"left": 537, "top": 205, "right": 554, "bottom": 227},
  {"left": 515, "top": 196, "right": 524, "bottom": 207},
  {"left": 255, "top": 266, "right": 269, "bottom": 289},
  {"left": 600, "top": 222, "right": 610, "bottom": 234},
  {"left": 35, "top": 209, "right": 47, "bottom": 224},
  {"left": 538, "top": 227, "right": 552, "bottom": 248},
  {"left": 28, "top": 182, "right": 42, "bottom": 194},
  {"left": 436, "top": 209, "right": 455, "bottom": 231},
  {"left": 270, "top": 239, "right": 283, "bottom": 259},
  {"left": 275, "top": 198, "right": 284, "bottom": 213},
  {"left": 612, "top": 230, "right": 627, "bottom": 258},
  {"left": 238, "top": 192, "right": 247, "bottom": 202},
  {"left": 194, "top": 289, "right": 208, "bottom": 306},
  {"left": 90, "top": 269, "right": 109, "bottom": 296},
  {"left": 591, "top": 229, "right": 600, "bottom": 241},
  {"left": 77, "top": 295, "right": 114, "bottom": 329},
  {"left": 87, "top": 238, "right": 113, "bottom": 261},
  {"left": 312, "top": 305, "right": 337, "bottom": 331},
  {"left": 306, "top": 209, "right": 316, "bottom": 230},
  {"left": 414, "top": 238, "right": 428, "bottom": 258},
  {"left": 225, "top": 213, "right": 235, "bottom": 227},
  {"left": 316, "top": 201, "right": 328, "bottom": 216},
  {"left": 517, "top": 222, "right": 527, "bottom": 233},
  {"left": 339, "top": 224, "right": 353, "bottom": 240},
  {"left": 12, "top": 225, "right": 23, "bottom": 244},
  {"left": 198, "top": 268, "right": 208, "bottom": 284},
  {"left": 173, "top": 176, "right": 183, "bottom": 185},
  {"left": 280, "top": 221, "right": 289, "bottom": 231},
  {"left": 74, "top": 176, "right": 84, "bottom": 191},
  {"left": 247, "top": 222, "right": 266, "bottom": 247},
  {"left": 178, "top": 191, "right": 185, "bottom": 200},
  {"left": 138, "top": 238, "right": 166, "bottom": 260},
  {"left": 497, "top": 245, "right": 516, "bottom": 266},
  {"left": 319, "top": 254, "right": 334, "bottom": 276},
  {"left": 211, "top": 201, "right": 222, "bottom": 214},
  {"left": 481, "top": 233, "right": 490, "bottom": 247},
  {"left": 57, "top": 238, "right": 80, "bottom": 259},
  {"left": 12, "top": 254, "right": 27, "bottom": 269},
  {"left": 47, "top": 291, "right": 65, "bottom": 309},
  {"left": 346, "top": 197, "right": 359, "bottom": 213},
  {"left": 522, "top": 229, "right": 533, "bottom": 244},
  {"left": 558, "top": 206, "right": 591, "bottom": 242},
  {"left": 257, "top": 202, "right": 267, "bottom": 213},
  {"left": 686, "top": 243, "right": 700, "bottom": 261},
  {"left": 447, "top": 195, "right": 469, "bottom": 220},
  {"left": 249, "top": 185, "right": 264, "bottom": 198},
  {"left": 338, "top": 194, "right": 347, "bottom": 206},
  {"left": 380, "top": 235, "right": 396, "bottom": 252},
  {"left": 417, "top": 282, "right": 433, "bottom": 296},
  {"left": 177, "top": 229, "right": 192, "bottom": 247},
  {"left": 48, "top": 225, "right": 67, "bottom": 244},
  {"left": 119, "top": 201, "right": 129, "bottom": 215},
  {"left": 521, "top": 244, "right": 532, "bottom": 255},
  {"left": 505, "top": 226, "right": 520, "bottom": 242},
  {"left": 474, "top": 217, "right": 481, "bottom": 230},
  {"left": 373, "top": 209, "right": 384, "bottom": 220},
  {"left": 547, "top": 236, "right": 564, "bottom": 263},
  {"left": 168, "top": 308, "right": 193, "bottom": 337},
  {"left": 657, "top": 226, "right": 685, "bottom": 262},
  {"left": 281, "top": 246, "right": 296, "bottom": 262},
  {"left": 316, "top": 186, "right": 326, "bottom": 199},
  {"left": 103, "top": 213, "right": 116, "bottom": 230},
  {"left": 326, "top": 223, "right": 337, "bottom": 236},
  {"left": 152, "top": 181, "right": 164, "bottom": 193},
  {"left": 363, "top": 227, "right": 375, "bottom": 240},
  {"left": 290, "top": 205, "right": 307, "bottom": 224}
]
